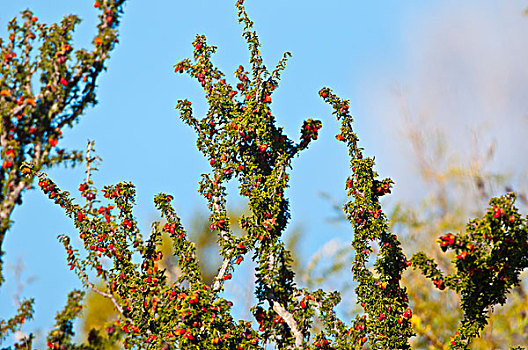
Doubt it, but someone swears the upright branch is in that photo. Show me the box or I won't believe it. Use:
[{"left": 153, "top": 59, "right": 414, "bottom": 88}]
[
  {"left": 320, "top": 87, "right": 414, "bottom": 349},
  {"left": 173, "top": 1, "right": 355, "bottom": 348},
  {"left": 0, "top": 0, "right": 127, "bottom": 285}
]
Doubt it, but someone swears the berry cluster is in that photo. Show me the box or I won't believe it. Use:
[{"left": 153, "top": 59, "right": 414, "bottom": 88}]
[{"left": 299, "top": 118, "right": 322, "bottom": 148}]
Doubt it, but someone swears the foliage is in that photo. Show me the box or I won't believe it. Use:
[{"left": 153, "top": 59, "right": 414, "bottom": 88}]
[{"left": 1, "top": 0, "right": 528, "bottom": 349}]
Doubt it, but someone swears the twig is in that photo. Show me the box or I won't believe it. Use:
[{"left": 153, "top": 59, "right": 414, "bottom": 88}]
[
  {"left": 85, "top": 140, "right": 96, "bottom": 185},
  {"left": 414, "top": 321, "right": 446, "bottom": 349},
  {"left": 77, "top": 267, "right": 127, "bottom": 320}
]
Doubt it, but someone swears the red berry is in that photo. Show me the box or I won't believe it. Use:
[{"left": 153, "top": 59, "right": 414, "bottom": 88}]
[
  {"left": 457, "top": 252, "right": 468, "bottom": 260},
  {"left": 49, "top": 138, "right": 58, "bottom": 147}
]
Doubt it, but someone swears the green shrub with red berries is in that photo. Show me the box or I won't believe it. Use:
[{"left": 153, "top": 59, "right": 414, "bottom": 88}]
[{"left": 2, "top": 0, "right": 528, "bottom": 349}]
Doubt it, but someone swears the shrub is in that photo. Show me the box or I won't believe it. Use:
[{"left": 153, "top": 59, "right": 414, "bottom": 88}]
[{"left": 2, "top": 1, "right": 527, "bottom": 349}]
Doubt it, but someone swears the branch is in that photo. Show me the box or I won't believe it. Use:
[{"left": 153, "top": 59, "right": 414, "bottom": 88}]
[
  {"left": 209, "top": 175, "right": 235, "bottom": 291},
  {"left": 212, "top": 257, "right": 230, "bottom": 291},
  {"left": 414, "top": 321, "right": 447, "bottom": 350},
  {"left": 265, "top": 248, "right": 303, "bottom": 348},
  {"left": 77, "top": 267, "right": 127, "bottom": 320},
  {"left": 271, "top": 300, "right": 303, "bottom": 349}
]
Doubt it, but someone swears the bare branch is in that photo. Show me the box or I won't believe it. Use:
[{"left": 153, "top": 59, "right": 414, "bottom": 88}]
[
  {"left": 271, "top": 300, "right": 303, "bottom": 349},
  {"left": 212, "top": 257, "right": 230, "bottom": 291},
  {"left": 76, "top": 267, "right": 127, "bottom": 321}
]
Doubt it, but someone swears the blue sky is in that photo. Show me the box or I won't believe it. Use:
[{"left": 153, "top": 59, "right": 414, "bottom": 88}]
[{"left": 1, "top": 0, "right": 527, "bottom": 345}]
